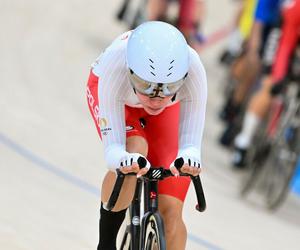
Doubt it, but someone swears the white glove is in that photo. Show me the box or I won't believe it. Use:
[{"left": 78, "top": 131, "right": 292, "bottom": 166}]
[
  {"left": 119, "top": 153, "right": 150, "bottom": 178},
  {"left": 170, "top": 147, "right": 201, "bottom": 176},
  {"left": 104, "top": 145, "right": 150, "bottom": 172},
  {"left": 119, "top": 152, "right": 150, "bottom": 169}
]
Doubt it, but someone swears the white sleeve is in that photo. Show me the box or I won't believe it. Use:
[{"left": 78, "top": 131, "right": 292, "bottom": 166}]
[
  {"left": 176, "top": 48, "right": 207, "bottom": 165},
  {"left": 92, "top": 37, "right": 132, "bottom": 169}
]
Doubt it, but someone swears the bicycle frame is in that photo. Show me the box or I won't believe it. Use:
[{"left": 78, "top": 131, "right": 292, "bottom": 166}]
[
  {"left": 109, "top": 158, "right": 206, "bottom": 250},
  {"left": 266, "top": 83, "right": 300, "bottom": 141},
  {"left": 240, "top": 79, "right": 300, "bottom": 205},
  {"left": 140, "top": 171, "right": 164, "bottom": 249},
  {"left": 121, "top": 168, "right": 180, "bottom": 249},
  {"left": 117, "top": 169, "right": 165, "bottom": 250}
]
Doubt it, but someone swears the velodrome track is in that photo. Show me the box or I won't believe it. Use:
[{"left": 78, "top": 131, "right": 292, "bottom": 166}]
[{"left": 1, "top": 0, "right": 300, "bottom": 249}]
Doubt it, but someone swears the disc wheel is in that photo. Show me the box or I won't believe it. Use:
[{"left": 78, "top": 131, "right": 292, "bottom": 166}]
[{"left": 144, "top": 213, "right": 166, "bottom": 250}]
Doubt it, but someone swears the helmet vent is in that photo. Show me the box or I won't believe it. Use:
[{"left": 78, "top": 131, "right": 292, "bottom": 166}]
[
  {"left": 148, "top": 58, "right": 156, "bottom": 76},
  {"left": 167, "top": 60, "right": 175, "bottom": 77}
]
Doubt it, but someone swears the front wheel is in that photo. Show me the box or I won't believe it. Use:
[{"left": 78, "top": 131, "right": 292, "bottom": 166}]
[
  {"left": 142, "top": 213, "right": 166, "bottom": 250},
  {"left": 239, "top": 141, "right": 271, "bottom": 196},
  {"left": 117, "top": 209, "right": 132, "bottom": 250},
  {"left": 263, "top": 127, "right": 300, "bottom": 210},
  {"left": 119, "top": 229, "right": 131, "bottom": 250}
]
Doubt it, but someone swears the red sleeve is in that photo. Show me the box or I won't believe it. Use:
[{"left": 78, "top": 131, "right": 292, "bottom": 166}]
[{"left": 271, "top": 1, "right": 300, "bottom": 82}]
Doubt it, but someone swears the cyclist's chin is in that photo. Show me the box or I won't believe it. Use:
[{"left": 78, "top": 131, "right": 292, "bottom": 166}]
[{"left": 143, "top": 106, "right": 165, "bottom": 115}]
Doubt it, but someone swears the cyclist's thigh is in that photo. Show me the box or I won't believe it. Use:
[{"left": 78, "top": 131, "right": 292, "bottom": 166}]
[
  {"left": 143, "top": 102, "right": 191, "bottom": 202},
  {"left": 102, "top": 170, "right": 138, "bottom": 211},
  {"left": 159, "top": 174, "right": 190, "bottom": 202},
  {"left": 147, "top": 0, "right": 169, "bottom": 20},
  {"left": 158, "top": 194, "right": 184, "bottom": 216}
]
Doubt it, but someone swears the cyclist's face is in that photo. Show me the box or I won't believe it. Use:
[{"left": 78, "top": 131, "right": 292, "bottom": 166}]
[{"left": 136, "top": 92, "right": 174, "bottom": 115}]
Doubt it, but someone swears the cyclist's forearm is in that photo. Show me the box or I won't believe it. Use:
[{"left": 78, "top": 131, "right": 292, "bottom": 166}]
[
  {"left": 247, "top": 21, "right": 263, "bottom": 54},
  {"left": 104, "top": 144, "right": 128, "bottom": 169},
  {"left": 178, "top": 48, "right": 207, "bottom": 157},
  {"left": 271, "top": 24, "right": 299, "bottom": 82}
]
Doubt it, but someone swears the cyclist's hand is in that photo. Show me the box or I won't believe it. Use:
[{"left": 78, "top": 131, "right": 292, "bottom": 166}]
[
  {"left": 181, "top": 158, "right": 201, "bottom": 176},
  {"left": 170, "top": 147, "right": 202, "bottom": 177},
  {"left": 119, "top": 153, "right": 150, "bottom": 178},
  {"left": 270, "top": 79, "right": 287, "bottom": 96},
  {"left": 170, "top": 157, "right": 201, "bottom": 177}
]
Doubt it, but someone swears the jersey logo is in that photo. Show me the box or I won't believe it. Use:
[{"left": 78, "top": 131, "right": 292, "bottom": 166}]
[
  {"left": 126, "top": 125, "right": 134, "bottom": 131},
  {"left": 99, "top": 118, "right": 108, "bottom": 128},
  {"left": 99, "top": 118, "right": 111, "bottom": 135}
]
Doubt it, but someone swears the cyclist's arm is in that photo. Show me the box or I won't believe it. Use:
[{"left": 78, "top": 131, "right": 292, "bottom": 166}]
[
  {"left": 246, "top": 0, "right": 268, "bottom": 53},
  {"left": 92, "top": 36, "right": 133, "bottom": 169},
  {"left": 176, "top": 47, "right": 207, "bottom": 164},
  {"left": 271, "top": 2, "right": 300, "bottom": 82}
]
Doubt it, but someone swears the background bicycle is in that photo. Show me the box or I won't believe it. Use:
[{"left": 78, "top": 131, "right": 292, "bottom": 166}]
[
  {"left": 239, "top": 42, "right": 300, "bottom": 210},
  {"left": 115, "top": 0, "right": 206, "bottom": 45}
]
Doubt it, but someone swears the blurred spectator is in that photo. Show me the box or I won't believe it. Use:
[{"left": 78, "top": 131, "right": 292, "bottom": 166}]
[{"left": 147, "top": 0, "right": 206, "bottom": 44}]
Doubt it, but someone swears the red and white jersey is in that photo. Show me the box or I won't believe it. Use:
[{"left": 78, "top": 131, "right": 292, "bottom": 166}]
[{"left": 91, "top": 31, "right": 207, "bottom": 169}]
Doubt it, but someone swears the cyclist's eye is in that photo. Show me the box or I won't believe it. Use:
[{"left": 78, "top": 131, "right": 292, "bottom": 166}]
[
  {"left": 135, "top": 80, "right": 151, "bottom": 91},
  {"left": 167, "top": 81, "right": 183, "bottom": 94}
]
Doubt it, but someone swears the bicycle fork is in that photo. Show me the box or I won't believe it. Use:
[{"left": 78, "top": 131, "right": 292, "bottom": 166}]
[
  {"left": 129, "top": 179, "right": 143, "bottom": 250},
  {"left": 128, "top": 178, "right": 160, "bottom": 249}
]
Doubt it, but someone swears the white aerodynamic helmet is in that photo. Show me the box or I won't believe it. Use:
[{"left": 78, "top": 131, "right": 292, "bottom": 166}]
[{"left": 126, "top": 21, "right": 190, "bottom": 97}]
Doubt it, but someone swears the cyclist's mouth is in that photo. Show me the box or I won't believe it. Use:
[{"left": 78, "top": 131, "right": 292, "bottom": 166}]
[
  {"left": 144, "top": 105, "right": 164, "bottom": 115},
  {"left": 149, "top": 95, "right": 165, "bottom": 99},
  {"left": 148, "top": 106, "right": 163, "bottom": 111}
]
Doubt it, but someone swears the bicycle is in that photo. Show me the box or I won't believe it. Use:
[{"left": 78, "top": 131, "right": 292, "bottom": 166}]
[
  {"left": 106, "top": 157, "right": 206, "bottom": 250},
  {"left": 115, "top": 0, "right": 148, "bottom": 30},
  {"left": 115, "top": 0, "right": 205, "bottom": 45},
  {"left": 262, "top": 81, "right": 300, "bottom": 209},
  {"left": 239, "top": 88, "right": 287, "bottom": 197},
  {"left": 239, "top": 43, "right": 300, "bottom": 209}
]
